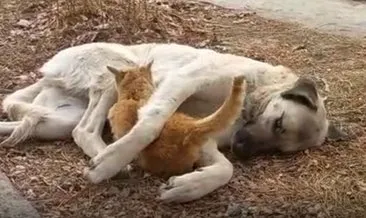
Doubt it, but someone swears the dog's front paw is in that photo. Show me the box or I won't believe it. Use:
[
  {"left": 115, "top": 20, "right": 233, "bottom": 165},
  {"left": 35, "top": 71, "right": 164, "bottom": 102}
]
[
  {"left": 84, "top": 163, "right": 133, "bottom": 184},
  {"left": 83, "top": 151, "right": 122, "bottom": 184},
  {"left": 159, "top": 171, "right": 208, "bottom": 203},
  {"left": 72, "top": 127, "right": 106, "bottom": 158}
]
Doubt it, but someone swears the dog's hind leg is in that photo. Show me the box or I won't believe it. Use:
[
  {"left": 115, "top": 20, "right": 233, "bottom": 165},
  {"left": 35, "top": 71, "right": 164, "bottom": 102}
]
[
  {"left": 2, "top": 79, "right": 44, "bottom": 121},
  {"left": 32, "top": 105, "right": 85, "bottom": 141},
  {"left": 0, "top": 79, "right": 44, "bottom": 136},
  {"left": 1, "top": 86, "right": 87, "bottom": 147},
  {"left": 159, "top": 138, "right": 233, "bottom": 203},
  {"left": 1, "top": 110, "right": 84, "bottom": 147},
  {"left": 72, "top": 87, "right": 117, "bottom": 158}
]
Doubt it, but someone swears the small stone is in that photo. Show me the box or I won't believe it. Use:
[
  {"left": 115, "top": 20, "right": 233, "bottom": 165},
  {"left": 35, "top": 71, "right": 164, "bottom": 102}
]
[
  {"left": 16, "top": 19, "right": 32, "bottom": 28},
  {"left": 197, "top": 39, "right": 210, "bottom": 48},
  {"left": 60, "top": 181, "right": 73, "bottom": 191},
  {"left": 36, "top": 12, "right": 47, "bottom": 20},
  {"left": 120, "top": 188, "right": 130, "bottom": 198},
  {"left": 317, "top": 212, "right": 326, "bottom": 218},
  {"left": 0, "top": 172, "right": 40, "bottom": 218},
  {"left": 15, "top": 165, "right": 25, "bottom": 170},
  {"left": 214, "top": 45, "right": 228, "bottom": 52},
  {"left": 62, "top": 166, "right": 71, "bottom": 171},
  {"left": 226, "top": 203, "right": 242, "bottom": 217},
  {"left": 248, "top": 206, "right": 258, "bottom": 214},
  {"left": 108, "top": 186, "right": 120, "bottom": 195},
  {"left": 233, "top": 18, "right": 247, "bottom": 24},
  {"left": 117, "top": 211, "right": 126, "bottom": 216},
  {"left": 261, "top": 206, "right": 273, "bottom": 214},
  {"left": 314, "top": 204, "right": 321, "bottom": 211},
  {"left": 356, "top": 181, "right": 366, "bottom": 191},
  {"left": 29, "top": 176, "right": 38, "bottom": 182},
  {"left": 26, "top": 189, "right": 36, "bottom": 198},
  {"left": 10, "top": 29, "right": 23, "bottom": 36},
  {"left": 29, "top": 34, "right": 38, "bottom": 41},
  {"left": 308, "top": 204, "right": 322, "bottom": 214},
  {"left": 293, "top": 45, "right": 306, "bottom": 51},
  {"left": 104, "top": 203, "right": 113, "bottom": 209},
  {"left": 80, "top": 15, "right": 88, "bottom": 21},
  {"left": 16, "top": 75, "right": 28, "bottom": 81},
  {"left": 95, "top": 23, "right": 109, "bottom": 30}
]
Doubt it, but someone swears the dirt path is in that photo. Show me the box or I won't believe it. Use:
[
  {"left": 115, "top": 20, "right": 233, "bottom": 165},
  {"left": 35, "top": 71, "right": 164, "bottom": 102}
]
[
  {"left": 0, "top": 1, "right": 365, "bottom": 217},
  {"left": 203, "top": 0, "right": 366, "bottom": 37}
]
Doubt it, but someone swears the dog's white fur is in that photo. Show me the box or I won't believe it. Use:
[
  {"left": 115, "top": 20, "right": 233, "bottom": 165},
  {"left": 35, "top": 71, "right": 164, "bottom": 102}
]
[{"left": 1, "top": 42, "right": 317, "bottom": 202}]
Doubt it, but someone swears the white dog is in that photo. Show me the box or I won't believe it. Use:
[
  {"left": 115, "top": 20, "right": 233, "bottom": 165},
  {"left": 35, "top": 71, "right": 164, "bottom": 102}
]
[{"left": 0, "top": 42, "right": 342, "bottom": 203}]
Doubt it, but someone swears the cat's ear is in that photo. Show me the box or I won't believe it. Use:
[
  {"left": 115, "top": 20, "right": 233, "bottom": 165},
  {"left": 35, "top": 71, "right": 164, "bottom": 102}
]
[
  {"left": 143, "top": 60, "right": 154, "bottom": 82},
  {"left": 106, "top": 66, "right": 126, "bottom": 83},
  {"left": 146, "top": 60, "right": 154, "bottom": 71}
]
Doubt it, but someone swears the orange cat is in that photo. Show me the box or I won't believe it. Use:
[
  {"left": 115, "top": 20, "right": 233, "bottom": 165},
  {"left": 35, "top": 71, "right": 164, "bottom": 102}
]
[{"left": 107, "top": 62, "right": 246, "bottom": 178}]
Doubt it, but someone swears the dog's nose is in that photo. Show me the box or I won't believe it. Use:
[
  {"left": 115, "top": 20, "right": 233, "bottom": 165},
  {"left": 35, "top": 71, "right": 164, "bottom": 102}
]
[
  {"left": 232, "top": 142, "right": 246, "bottom": 157},
  {"left": 231, "top": 131, "right": 250, "bottom": 159},
  {"left": 232, "top": 141, "right": 254, "bottom": 160},
  {"left": 231, "top": 130, "right": 254, "bottom": 160}
]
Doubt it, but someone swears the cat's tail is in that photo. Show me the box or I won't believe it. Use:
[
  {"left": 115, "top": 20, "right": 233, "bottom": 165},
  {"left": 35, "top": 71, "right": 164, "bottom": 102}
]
[{"left": 190, "top": 76, "right": 246, "bottom": 138}]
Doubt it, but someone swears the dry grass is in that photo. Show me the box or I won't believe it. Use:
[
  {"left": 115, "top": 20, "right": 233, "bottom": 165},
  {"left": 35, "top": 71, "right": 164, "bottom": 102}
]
[{"left": 0, "top": 0, "right": 366, "bottom": 217}]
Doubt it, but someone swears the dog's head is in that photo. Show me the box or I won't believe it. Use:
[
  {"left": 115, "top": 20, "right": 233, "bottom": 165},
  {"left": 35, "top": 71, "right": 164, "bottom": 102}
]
[{"left": 231, "top": 76, "right": 345, "bottom": 160}]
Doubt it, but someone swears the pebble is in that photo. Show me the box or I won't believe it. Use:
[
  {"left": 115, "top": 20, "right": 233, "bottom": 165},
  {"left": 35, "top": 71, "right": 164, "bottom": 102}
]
[
  {"left": 10, "top": 29, "right": 24, "bottom": 36},
  {"left": 108, "top": 186, "right": 120, "bottom": 195},
  {"left": 226, "top": 203, "right": 250, "bottom": 217},
  {"left": 16, "top": 19, "right": 32, "bottom": 28}
]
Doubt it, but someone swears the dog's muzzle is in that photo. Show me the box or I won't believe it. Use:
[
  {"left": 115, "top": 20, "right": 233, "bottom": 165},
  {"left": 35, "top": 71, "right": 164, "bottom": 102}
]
[
  {"left": 231, "top": 128, "right": 275, "bottom": 160},
  {"left": 232, "top": 129, "right": 257, "bottom": 160}
]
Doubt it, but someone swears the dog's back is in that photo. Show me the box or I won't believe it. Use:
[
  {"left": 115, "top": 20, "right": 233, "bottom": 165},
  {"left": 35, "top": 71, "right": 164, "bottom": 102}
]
[{"left": 108, "top": 63, "right": 246, "bottom": 178}]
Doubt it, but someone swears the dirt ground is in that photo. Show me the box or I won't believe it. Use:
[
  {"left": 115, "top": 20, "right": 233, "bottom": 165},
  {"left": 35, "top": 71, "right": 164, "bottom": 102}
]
[{"left": 0, "top": 0, "right": 365, "bottom": 217}]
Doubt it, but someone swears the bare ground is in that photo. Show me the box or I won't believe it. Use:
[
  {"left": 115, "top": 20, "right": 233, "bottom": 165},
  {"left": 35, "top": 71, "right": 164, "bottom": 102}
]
[{"left": 0, "top": 0, "right": 365, "bottom": 217}]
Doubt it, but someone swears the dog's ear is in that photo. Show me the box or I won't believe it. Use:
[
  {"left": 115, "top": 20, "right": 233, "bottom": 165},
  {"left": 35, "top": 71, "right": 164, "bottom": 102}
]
[
  {"left": 106, "top": 66, "right": 126, "bottom": 84},
  {"left": 281, "top": 77, "right": 318, "bottom": 111},
  {"left": 326, "top": 121, "right": 349, "bottom": 141}
]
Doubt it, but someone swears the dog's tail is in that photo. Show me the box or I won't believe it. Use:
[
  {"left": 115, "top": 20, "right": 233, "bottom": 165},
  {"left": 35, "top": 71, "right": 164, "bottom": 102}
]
[
  {"left": 190, "top": 76, "right": 246, "bottom": 138},
  {"left": 0, "top": 104, "right": 48, "bottom": 147}
]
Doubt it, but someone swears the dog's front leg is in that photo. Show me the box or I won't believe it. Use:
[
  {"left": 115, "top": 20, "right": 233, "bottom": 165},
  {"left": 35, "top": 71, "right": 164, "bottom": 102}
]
[
  {"left": 72, "top": 87, "right": 117, "bottom": 158},
  {"left": 159, "top": 139, "right": 233, "bottom": 203},
  {"left": 84, "top": 78, "right": 198, "bottom": 184}
]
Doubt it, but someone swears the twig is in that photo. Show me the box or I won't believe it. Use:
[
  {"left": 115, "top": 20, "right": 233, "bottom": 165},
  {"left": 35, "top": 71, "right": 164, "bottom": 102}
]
[{"left": 0, "top": 88, "right": 12, "bottom": 94}]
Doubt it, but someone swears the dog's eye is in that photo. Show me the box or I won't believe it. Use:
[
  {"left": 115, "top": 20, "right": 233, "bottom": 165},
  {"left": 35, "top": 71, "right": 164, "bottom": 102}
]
[{"left": 273, "top": 112, "right": 286, "bottom": 134}]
